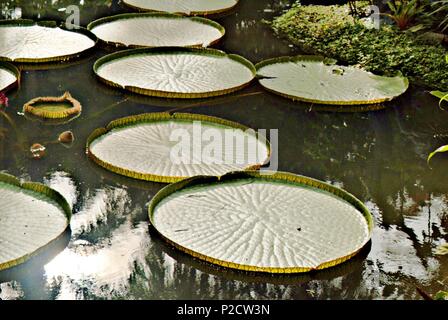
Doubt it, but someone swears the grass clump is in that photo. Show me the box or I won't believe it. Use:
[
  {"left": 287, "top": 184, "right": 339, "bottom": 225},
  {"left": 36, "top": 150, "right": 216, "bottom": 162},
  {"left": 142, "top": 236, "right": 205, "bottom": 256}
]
[{"left": 271, "top": 3, "right": 448, "bottom": 91}]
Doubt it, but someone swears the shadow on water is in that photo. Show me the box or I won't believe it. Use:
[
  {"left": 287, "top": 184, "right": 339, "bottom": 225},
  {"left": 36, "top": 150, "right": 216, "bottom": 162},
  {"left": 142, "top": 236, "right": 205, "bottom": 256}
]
[{"left": 0, "top": 0, "right": 448, "bottom": 299}]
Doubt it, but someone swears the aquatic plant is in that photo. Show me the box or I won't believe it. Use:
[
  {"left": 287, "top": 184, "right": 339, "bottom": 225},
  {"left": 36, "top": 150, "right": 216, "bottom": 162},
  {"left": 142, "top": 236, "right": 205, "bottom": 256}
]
[
  {"left": 427, "top": 55, "right": 448, "bottom": 164},
  {"left": 149, "top": 171, "right": 373, "bottom": 273},
  {"left": 271, "top": 3, "right": 448, "bottom": 91},
  {"left": 0, "top": 62, "right": 20, "bottom": 93},
  {"left": 429, "top": 0, "right": 448, "bottom": 32},
  {"left": 122, "top": 0, "right": 239, "bottom": 16},
  {"left": 88, "top": 13, "right": 225, "bottom": 48},
  {"left": 86, "top": 113, "right": 270, "bottom": 183},
  {"left": 382, "top": 0, "right": 427, "bottom": 31},
  {"left": 23, "top": 91, "right": 82, "bottom": 119},
  {"left": 0, "top": 20, "right": 96, "bottom": 63},
  {"left": 93, "top": 47, "right": 256, "bottom": 98},
  {"left": 0, "top": 172, "right": 71, "bottom": 271},
  {"left": 256, "top": 55, "right": 409, "bottom": 105}
]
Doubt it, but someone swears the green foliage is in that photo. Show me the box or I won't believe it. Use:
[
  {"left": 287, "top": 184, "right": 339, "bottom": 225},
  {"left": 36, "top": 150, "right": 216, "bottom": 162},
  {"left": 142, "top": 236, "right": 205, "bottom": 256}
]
[
  {"left": 429, "top": 0, "right": 448, "bottom": 32},
  {"left": 383, "top": 0, "right": 427, "bottom": 30},
  {"left": 434, "top": 290, "right": 448, "bottom": 300},
  {"left": 427, "top": 145, "right": 448, "bottom": 164},
  {"left": 271, "top": 3, "right": 448, "bottom": 91}
]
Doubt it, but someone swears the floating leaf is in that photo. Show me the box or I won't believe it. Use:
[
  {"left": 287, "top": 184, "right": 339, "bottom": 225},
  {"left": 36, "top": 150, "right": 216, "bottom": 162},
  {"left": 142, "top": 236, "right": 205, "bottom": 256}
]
[
  {"left": 428, "top": 145, "right": 448, "bottom": 165},
  {"left": 0, "top": 173, "right": 71, "bottom": 271},
  {"left": 0, "top": 62, "right": 20, "bottom": 93},
  {"left": 23, "top": 92, "right": 82, "bottom": 119},
  {"left": 256, "top": 56, "right": 409, "bottom": 105},
  {"left": 94, "top": 47, "right": 255, "bottom": 98},
  {"left": 122, "top": 0, "right": 238, "bottom": 15},
  {"left": 0, "top": 20, "right": 96, "bottom": 63},
  {"left": 149, "top": 171, "right": 373, "bottom": 273},
  {"left": 88, "top": 13, "right": 225, "bottom": 48},
  {"left": 87, "top": 113, "right": 270, "bottom": 183}
]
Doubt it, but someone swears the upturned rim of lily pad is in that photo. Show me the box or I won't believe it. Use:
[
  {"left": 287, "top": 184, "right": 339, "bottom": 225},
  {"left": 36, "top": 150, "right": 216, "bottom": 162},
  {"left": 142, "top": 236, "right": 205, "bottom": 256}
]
[
  {"left": 0, "top": 172, "right": 71, "bottom": 271},
  {"left": 122, "top": 0, "right": 239, "bottom": 16},
  {"left": 255, "top": 55, "right": 410, "bottom": 106},
  {"left": 23, "top": 91, "right": 82, "bottom": 119},
  {"left": 0, "top": 62, "right": 20, "bottom": 93},
  {"left": 0, "top": 19, "right": 97, "bottom": 63},
  {"left": 93, "top": 47, "right": 256, "bottom": 99},
  {"left": 148, "top": 170, "right": 374, "bottom": 274},
  {"left": 86, "top": 112, "right": 271, "bottom": 184},
  {"left": 87, "top": 12, "right": 225, "bottom": 48}
]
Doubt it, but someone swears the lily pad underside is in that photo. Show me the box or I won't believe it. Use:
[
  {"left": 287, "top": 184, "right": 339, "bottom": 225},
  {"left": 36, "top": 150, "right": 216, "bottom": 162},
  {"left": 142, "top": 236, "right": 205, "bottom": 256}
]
[
  {"left": 122, "top": 0, "right": 239, "bottom": 15},
  {"left": 88, "top": 13, "right": 225, "bottom": 48},
  {"left": 149, "top": 171, "right": 373, "bottom": 273},
  {"left": 0, "top": 173, "right": 71, "bottom": 271},
  {"left": 93, "top": 47, "right": 256, "bottom": 98},
  {"left": 256, "top": 56, "right": 409, "bottom": 106},
  {"left": 87, "top": 113, "right": 270, "bottom": 183},
  {"left": 0, "top": 20, "right": 96, "bottom": 63},
  {"left": 0, "top": 62, "right": 20, "bottom": 92},
  {"left": 23, "top": 92, "right": 82, "bottom": 119}
]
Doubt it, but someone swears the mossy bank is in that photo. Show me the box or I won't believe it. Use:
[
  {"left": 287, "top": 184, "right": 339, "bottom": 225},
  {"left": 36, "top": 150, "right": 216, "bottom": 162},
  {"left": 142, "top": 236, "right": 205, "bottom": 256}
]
[{"left": 271, "top": 3, "right": 448, "bottom": 91}]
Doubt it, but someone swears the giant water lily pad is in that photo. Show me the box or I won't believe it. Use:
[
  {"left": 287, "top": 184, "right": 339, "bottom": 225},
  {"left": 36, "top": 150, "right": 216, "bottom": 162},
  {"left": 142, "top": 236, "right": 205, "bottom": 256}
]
[
  {"left": 87, "top": 113, "right": 270, "bottom": 183},
  {"left": 0, "top": 20, "right": 96, "bottom": 63},
  {"left": 256, "top": 56, "right": 409, "bottom": 105},
  {"left": 94, "top": 47, "right": 255, "bottom": 98},
  {"left": 123, "top": 0, "right": 238, "bottom": 15},
  {"left": 0, "top": 63, "right": 19, "bottom": 92},
  {"left": 149, "top": 171, "right": 373, "bottom": 273},
  {"left": 88, "top": 13, "right": 225, "bottom": 48},
  {"left": 0, "top": 173, "right": 71, "bottom": 271}
]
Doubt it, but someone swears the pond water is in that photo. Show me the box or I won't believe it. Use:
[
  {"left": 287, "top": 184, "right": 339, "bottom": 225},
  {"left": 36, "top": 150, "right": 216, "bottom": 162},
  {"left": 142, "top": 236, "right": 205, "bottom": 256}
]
[{"left": 1, "top": 0, "right": 447, "bottom": 300}]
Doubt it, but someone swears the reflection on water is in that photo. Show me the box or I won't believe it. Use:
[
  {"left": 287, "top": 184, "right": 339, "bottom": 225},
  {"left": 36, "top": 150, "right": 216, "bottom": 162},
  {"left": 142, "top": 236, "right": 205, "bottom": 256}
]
[{"left": 0, "top": 0, "right": 448, "bottom": 300}]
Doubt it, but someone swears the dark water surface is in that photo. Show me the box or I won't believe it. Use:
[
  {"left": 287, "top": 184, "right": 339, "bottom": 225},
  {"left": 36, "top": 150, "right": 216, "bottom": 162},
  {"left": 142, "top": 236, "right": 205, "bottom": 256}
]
[{"left": 0, "top": 0, "right": 447, "bottom": 300}]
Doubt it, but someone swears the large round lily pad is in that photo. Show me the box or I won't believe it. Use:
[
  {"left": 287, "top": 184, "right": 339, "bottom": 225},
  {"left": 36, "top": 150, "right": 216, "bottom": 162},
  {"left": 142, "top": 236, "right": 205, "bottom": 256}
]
[
  {"left": 88, "top": 13, "right": 225, "bottom": 48},
  {"left": 94, "top": 47, "right": 255, "bottom": 98},
  {"left": 0, "top": 63, "right": 19, "bottom": 92},
  {"left": 0, "top": 20, "right": 96, "bottom": 63},
  {"left": 256, "top": 56, "right": 409, "bottom": 105},
  {"left": 0, "top": 173, "right": 71, "bottom": 271},
  {"left": 123, "top": 0, "right": 239, "bottom": 15},
  {"left": 149, "top": 171, "right": 373, "bottom": 273},
  {"left": 87, "top": 113, "right": 270, "bottom": 183}
]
